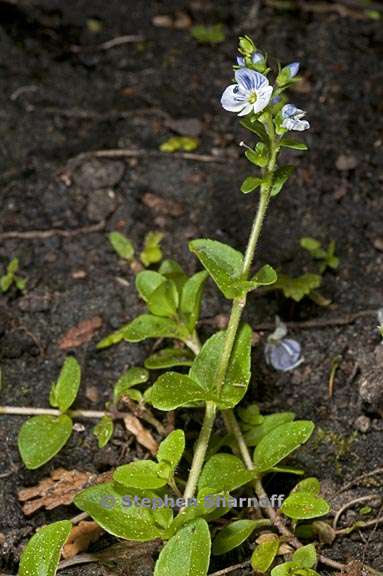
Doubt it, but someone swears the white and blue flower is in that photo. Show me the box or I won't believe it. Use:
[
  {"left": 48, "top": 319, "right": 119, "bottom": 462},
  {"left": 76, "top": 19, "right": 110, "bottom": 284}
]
[
  {"left": 281, "top": 104, "right": 310, "bottom": 131},
  {"left": 221, "top": 68, "right": 273, "bottom": 116},
  {"left": 265, "top": 338, "right": 303, "bottom": 372}
]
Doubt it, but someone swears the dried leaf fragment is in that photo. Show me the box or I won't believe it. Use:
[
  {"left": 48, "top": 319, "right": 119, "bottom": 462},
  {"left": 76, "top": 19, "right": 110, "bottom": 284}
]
[
  {"left": 123, "top": 415, "right": 158, "bottom": 455},
  {"left": 62, "top": 521, "right": 103, "bottom": 559},
  {"left": 58, "top": 316, "right": 103, "bottom": 349}
]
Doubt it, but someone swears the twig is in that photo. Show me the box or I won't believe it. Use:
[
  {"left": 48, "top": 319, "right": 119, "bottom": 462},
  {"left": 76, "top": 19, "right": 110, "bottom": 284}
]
[
  {"left": 78, "top": 148, "right": 229, "bottom": 164},
  {"left": 328, "top": 354, "right": 342, "bottom": 399},
  {"left": 0, "top": 220, "right": 105, "bottom": 241},
  {"left": 209, "top": 561, "right": 250, "bottom": 576},
  {"left": 252, "top": 310, "right": 378, "bottom": 331},
  {"left": 70, "top": 511, "right": 89, "bottom": 525},
  {"left": 340, "top": 467, "right": 383, "bottom": 493},
  {"left": 71, "top": 34, "right": 145, "bottom": 54},
  {"left": 363, "top": 504, "right": 383, "bottom": 562},
  {"left": 336, "top": 516, "right": 383, "bottom": 536},
  {"left": 333, "top": 495, "right": 380, "bottom": 530}
]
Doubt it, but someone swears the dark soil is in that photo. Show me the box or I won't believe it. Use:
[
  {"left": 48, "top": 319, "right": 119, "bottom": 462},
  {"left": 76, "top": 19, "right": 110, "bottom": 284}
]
[{"left": 0, "top": 1, "right": 382, "bottom": 575}]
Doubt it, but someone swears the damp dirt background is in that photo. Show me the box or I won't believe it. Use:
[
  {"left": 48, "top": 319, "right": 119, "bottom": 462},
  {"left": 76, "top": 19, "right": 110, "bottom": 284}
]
[{"left": 0, "top": 1, "right": 382, "bottom": 574}]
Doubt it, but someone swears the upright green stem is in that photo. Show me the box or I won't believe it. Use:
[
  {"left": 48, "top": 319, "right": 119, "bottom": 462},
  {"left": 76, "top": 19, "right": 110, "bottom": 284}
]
[
  {"left": 182, "top": 113, "right": 278, "bottom": 503},
  {"left": 182, "top": 401, "right": 216, "bottom": 504}
]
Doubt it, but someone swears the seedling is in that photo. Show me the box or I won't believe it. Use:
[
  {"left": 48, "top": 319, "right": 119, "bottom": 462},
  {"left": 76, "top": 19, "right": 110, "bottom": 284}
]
[
  {"left": 0, "top": 257, "right": 27, "bottom": 293},
  {"left": 3, "top": 35, "right": 379, "bottom": 576},
  {"left": 108, "top": 230, "right": 164, "bottom": 268}
]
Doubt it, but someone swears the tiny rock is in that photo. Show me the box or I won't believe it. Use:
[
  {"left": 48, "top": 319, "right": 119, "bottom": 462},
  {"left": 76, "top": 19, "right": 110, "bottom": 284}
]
[
  {"left": 353, "top": 415, "right": 370, "bottom": 433},
  {"left": 73, "top": 159, "right": 125, "bottom": 189},
  {"left": 336, "top": 154, "right": 359, "bottom": 171},
  {"left": 373, "top": 237, "right": 383, "bottom": 252}
]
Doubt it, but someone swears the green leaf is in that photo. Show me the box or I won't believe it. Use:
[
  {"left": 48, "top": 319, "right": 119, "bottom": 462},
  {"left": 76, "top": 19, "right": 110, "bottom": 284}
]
[
  {"left": 93, "top": 415, "right": 114, "bottom": 448},
  {"left": 18, "top": 415, "right": 73, "bottom": 469},
  {"left": 280, "top": 138, "right": 308, "bottom": 151},
  {"left": 136, "top": 271, "right": 167, "bottom": 301},
  {"left": 113, "top": 367, "right": 149, "bottom": 403},
  {"left": 292, "top": 477, "right": 321, "bottom": 496},
  {"left": 240, "top": 118, "right": 268, "bottom": 142},
  {"left": 271, "top": 561, "right": 301, "bottom": 576},
  {"left": 281, "top": 492, "right": 330, "bottom": 520},
  {"left": 15, "top": 276, "right": 27, "bottom": 291},
  {"left": 114, "top": 460, "right": 167, "bottom": 490},
  {"left": 270, "top": 166, "right": 294, "bottom": 197},
  {"left": 198, "top": 454, "right": 253, "bottom": 494},
  {"left": 7, "top": 257, "right": 19, "bottom": 274},
  {"left": 253, "top": 421, "right": 314, "bottom": 473},
  {"left": 189, "top": 239, "right": 244, "bottom": 299},
  {"left": 19, "top": 520, "right": 72, "bottom": 576},
  {"left": 292, "top": 544, "right": 317, "bottom": 568},
  {"left": 49, "top": 357, "right": 81, "bottom": 412},
  {"left": 238, "top": 403, "right": 263, "bottom": 426},
  {"left": 241, "top": 176, "right": 263, "bottom": 194},
  {"left": 243, "top": 412, "right": 295, "bottom": 446},
  {"left": 272, "top": 273, "right": 322, "bottom": 302},
  {"left": 74, "top": 482, "right": 169, "bottom": 541},
  {"left": 136, "top": 271, "right": 179, "bottom": 317},
  {"left": 159, "top": 260, "right": 188, "bottom": 293},
  {"left": 251, "top": 264, "right": 277, "bottom": 287},
  {"left": 300, "top": 237, "right": 322, "bottom": 253},
  {"left": 154, "top": 518, "right": 211, "bottom": 576},
  {"left": 145, "top": 372, "right": 210, "bottom": 410},
  {"left": 0, "top": 273, "right": 13, "bottom": 292},
  {"left": 180, "top": 271, "right": 208, "bottom": 331},
  {"left": 251, "top": 539, "right": 280, "bottom": 573},
  {"left": 212, "top": 519, "right": 260, "bottom": 555},
  {"left": 245, "top": 142, "right": 269, "bottom": 168},
  {"left": 97, "top": 315, "right": 190, "bottom": 349},
  {"left": 189, "top": 332, "right": 224, "bottom": 396},
  {"left": 108, "top": 231, "right": 135, "bottom": 260},
  {"left": 160, "top": 136, "right": 199, "bottom": 152},
  {"left": 220, "top": 324, "right": 252, "bottom": 409},
  {"left": 157, "top": 430, "right": 185, "bottom": 471},
  {"left": 145, "top": 348, "right": 194, "bottom": 370},
  {"left": 191, "top": 23, "right": 225, "bottom": 44},
  {"left": 140, "top": 231, "right": 164, "bottom": 267},
  {"left": 149, "top": 279, "right": 179, "bottom": 318}
]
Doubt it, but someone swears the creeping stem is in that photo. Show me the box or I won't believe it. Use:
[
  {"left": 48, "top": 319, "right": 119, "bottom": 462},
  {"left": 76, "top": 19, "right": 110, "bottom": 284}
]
[{"left": 182, "top": 114, "right": 278, "bottom": 503}]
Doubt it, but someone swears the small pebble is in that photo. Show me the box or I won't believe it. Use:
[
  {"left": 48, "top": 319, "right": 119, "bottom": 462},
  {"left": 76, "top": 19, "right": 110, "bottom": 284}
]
[{"left": 353, "top": 415, "right": 371, "bottom": 433}]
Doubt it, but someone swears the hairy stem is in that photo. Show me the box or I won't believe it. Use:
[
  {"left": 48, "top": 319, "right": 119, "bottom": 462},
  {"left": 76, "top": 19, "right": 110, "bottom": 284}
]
[{"left": 182, "top": 401, "right": 216, "bottom": 504}]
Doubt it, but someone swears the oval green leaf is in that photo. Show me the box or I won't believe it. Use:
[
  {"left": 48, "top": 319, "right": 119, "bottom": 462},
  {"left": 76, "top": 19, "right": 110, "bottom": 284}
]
[
  {"left": 113, "top": 367, "right": 149, "bottom": 403},
  {"left": 98, "top": 315, "right": 189, "bottom": 348},
  {"left": 281, "top": 492, "right": 330, "bottom": 520},
  {"left": 189, "top": 239, "right": 244, "bottom": 299},
  {"left": 145, "top": 372, "right": 210, "bottom": 410},
  {"left": 93, "top": 415, "right": 114, "bottom": 448},
  {"left": 19, "top": 520, "right": 72, "bottom": 576},
  {"left": 18, "top": 414, "right": 73, "bottom": 469},
  {"left": 154, "top": 518, "right": 211, "bottom": 576},
  {"left": 49, "top": 356, "right": 81, "bottom": 412},
  {"left": 145, "top": 347, "right": 194, "bottom": 370},
  {"left": 212, "top": 519, "right": 259, "bottom": 555},
  {"left": 114, "top": 460, "right": 167, "bottom": 489},
  {"left": 251, "top": 539, "right": 280, "bottom": 573},
  {"left": 253, "top": 420, "right": 314, "bottom": 473},
  {"left": 180, "top": 271, "right": 208, "bottom": 331},
  {"left": 109, "top": 231, "right": 135, "bottom": 260},
  {"left": 198, "top": 454, "right": 254, "bottom": 494},
  {"left": 157, "top": 430, "right": 185, "bottom": 470},
  {"left": 74, "top": 482, "right": 168, "bottom": 541},
  {"left": 292, "top": 477, "right": 321, "bottom": 496},
  {"left": 292, "top": 543, "right": 317, "bottom": 568},
  {"left": 244, "top": 412, "right": 295, "bottom": 446}
]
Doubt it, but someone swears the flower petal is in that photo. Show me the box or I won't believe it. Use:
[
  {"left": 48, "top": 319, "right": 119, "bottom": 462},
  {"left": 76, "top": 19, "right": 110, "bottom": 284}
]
[
  {"left": 221, "top": 84, "right": 247, "bottom": 112},
  {"left": 235, "top": 68, "right": 269, "bottom": 92},
  {"left": 236, "top": 55, "right": 245, "bottom": 66},
  {"left": 265, "top": 338, "right": 302, "bottom": 372},
  {"left": 237, "top": 102, "right": 253, "bottom": 116},
  {"left": 281, "top": 103, "right": 299, "bottom": 119},
  {"left": 252, "top": 85, "right": 273, "bottom": 113}
]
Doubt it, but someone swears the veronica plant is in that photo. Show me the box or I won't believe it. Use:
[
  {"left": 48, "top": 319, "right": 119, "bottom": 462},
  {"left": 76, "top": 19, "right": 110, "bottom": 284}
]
[{"left": 11, "top": 36, "right": 381, "bottom": 576}]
